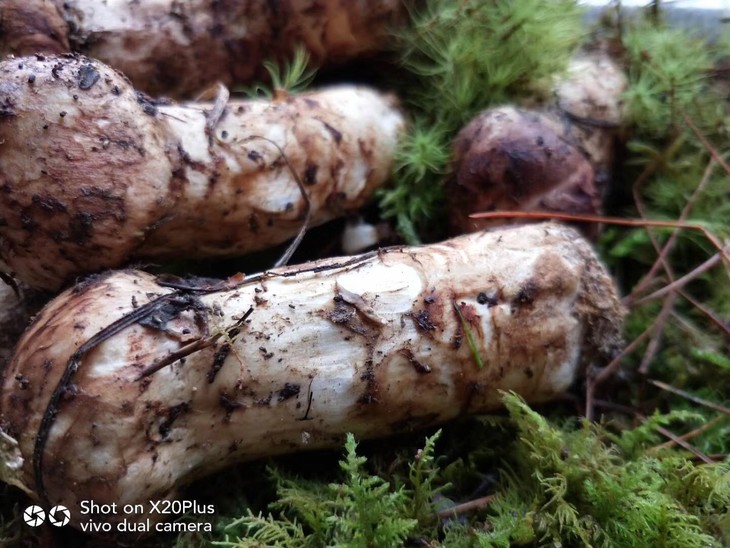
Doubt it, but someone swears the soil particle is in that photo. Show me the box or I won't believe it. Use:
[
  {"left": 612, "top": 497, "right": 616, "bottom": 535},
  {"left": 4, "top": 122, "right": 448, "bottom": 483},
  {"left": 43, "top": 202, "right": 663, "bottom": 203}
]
[
  {"left": 326, "top": 299, "right": 377, "bottom": 338},
  {"left": 158, "top": 401, "right": 190, "bottom": 439},
  {"left": 14, "top": 374, "right": 30, "bottom": 389},
  {"left": 77, "top": 64, "right": 100, "bottom": 90},
  {"left": 412, "top": 309, "right": 436, "bottom": 332},
  {"left": 277, "top": 383, "right": 300, "bottom": 402},
  {"left": 0, "top": 97, "right": 16, "bottom": 117},
  {"left": 219, "top": 392, "right": 244, "bottom": 422},
  {"left": 476, "top": 291, "right": 498, "bottom": 307},
  {"left": 353, "top": 351, "right": 382, "bottom": 407}
]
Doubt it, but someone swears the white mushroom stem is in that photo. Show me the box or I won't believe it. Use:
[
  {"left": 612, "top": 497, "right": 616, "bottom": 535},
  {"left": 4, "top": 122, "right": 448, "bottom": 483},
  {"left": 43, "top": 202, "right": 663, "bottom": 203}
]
[
  {"left": 553, "top": 48, "right": 628, "bottom": 179},
  {"left": 0, "top": 0, "right": 412, "bottom": 97},
  {"left": 0, "top": 222, "right": 623, "bottom": 529},
  {"left": 0, "top": 55, "right": 405, "bottom": 290}
]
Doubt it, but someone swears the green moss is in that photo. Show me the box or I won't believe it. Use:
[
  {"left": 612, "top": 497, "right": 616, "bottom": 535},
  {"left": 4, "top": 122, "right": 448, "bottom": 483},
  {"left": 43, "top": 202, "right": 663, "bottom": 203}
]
[
  {"left": 377, "top": 122, "right": 450, "bottom": 244},
  {"left": 464, "top": 394, "right": 727, "bottom": 547},
  {"left": 211, "top": 434, "right": 422, "bottom": 547},
  {"left": 394, "top": 0, "right": 584, "bottom": 125},
  {"left": 622, "top": 24, "right": 719, "bottom": 137},
  {"left": 197, "top": 394, "right": 728, "bottom": 547}
]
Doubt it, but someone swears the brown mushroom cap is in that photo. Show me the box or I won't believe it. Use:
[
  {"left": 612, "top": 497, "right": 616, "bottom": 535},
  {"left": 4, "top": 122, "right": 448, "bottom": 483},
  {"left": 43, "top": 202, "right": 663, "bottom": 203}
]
[{"left": 447, "top": 106, "right": 601, "bottom": 236}]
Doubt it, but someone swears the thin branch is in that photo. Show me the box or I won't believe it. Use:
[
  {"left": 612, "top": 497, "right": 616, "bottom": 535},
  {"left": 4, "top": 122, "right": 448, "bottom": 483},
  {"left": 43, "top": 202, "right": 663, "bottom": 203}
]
[
  {"left": 650, "top": 414, "right": 727, "bottom": 452},
  {"left": 238, "top": 136, "right": 312, "bottom": 268},
  {"left": 638, "top": 292, "right": 677, "bottom": 375},
  {"left": 628, "top": 158, "right": 716, "bottom": 302},
  {"left": 436, "top": 495, "right": 495, "bottom": 521},
  {"left": 591, "top": 398, "right": 640, "bottom": 416},
  {"left": 678, "top": 289, "right": 730, "bottom": 339},
  {"left": 684, "top": 114, "right": 730, "bottom": 176},
  {"left": 651, "top": 424, "right": 713, "bottom": 464},
  {"left": 633, "top": 252, "right": 722, "bottom": 306},
  {"left": 628, "top": 139, "right": 681, "bottom": 299},
  {"left": 648, "top": 379, "right": 730, "bottom": 415},
  {"left": 136, "top": 306, "right": 254, "bottom": 380}
]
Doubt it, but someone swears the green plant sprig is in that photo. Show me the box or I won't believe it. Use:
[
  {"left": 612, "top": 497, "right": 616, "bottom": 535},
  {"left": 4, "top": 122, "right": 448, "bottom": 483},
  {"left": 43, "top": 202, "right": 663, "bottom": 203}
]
[{"left": 238, "top": 46, "right": 317, "bottom": 99}]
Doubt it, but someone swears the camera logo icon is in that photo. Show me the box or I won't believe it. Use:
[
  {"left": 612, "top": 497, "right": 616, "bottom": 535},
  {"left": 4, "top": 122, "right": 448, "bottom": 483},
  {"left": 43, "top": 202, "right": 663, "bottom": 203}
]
[
  {"left": 23, "top": 504, "right": 71, "bottom": 527},
  {"left": 23, "top": 505, "right": 45, "bottom": 527},
  {"left": 48, "top": 505, "right": 71, "bottom": 527}
]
